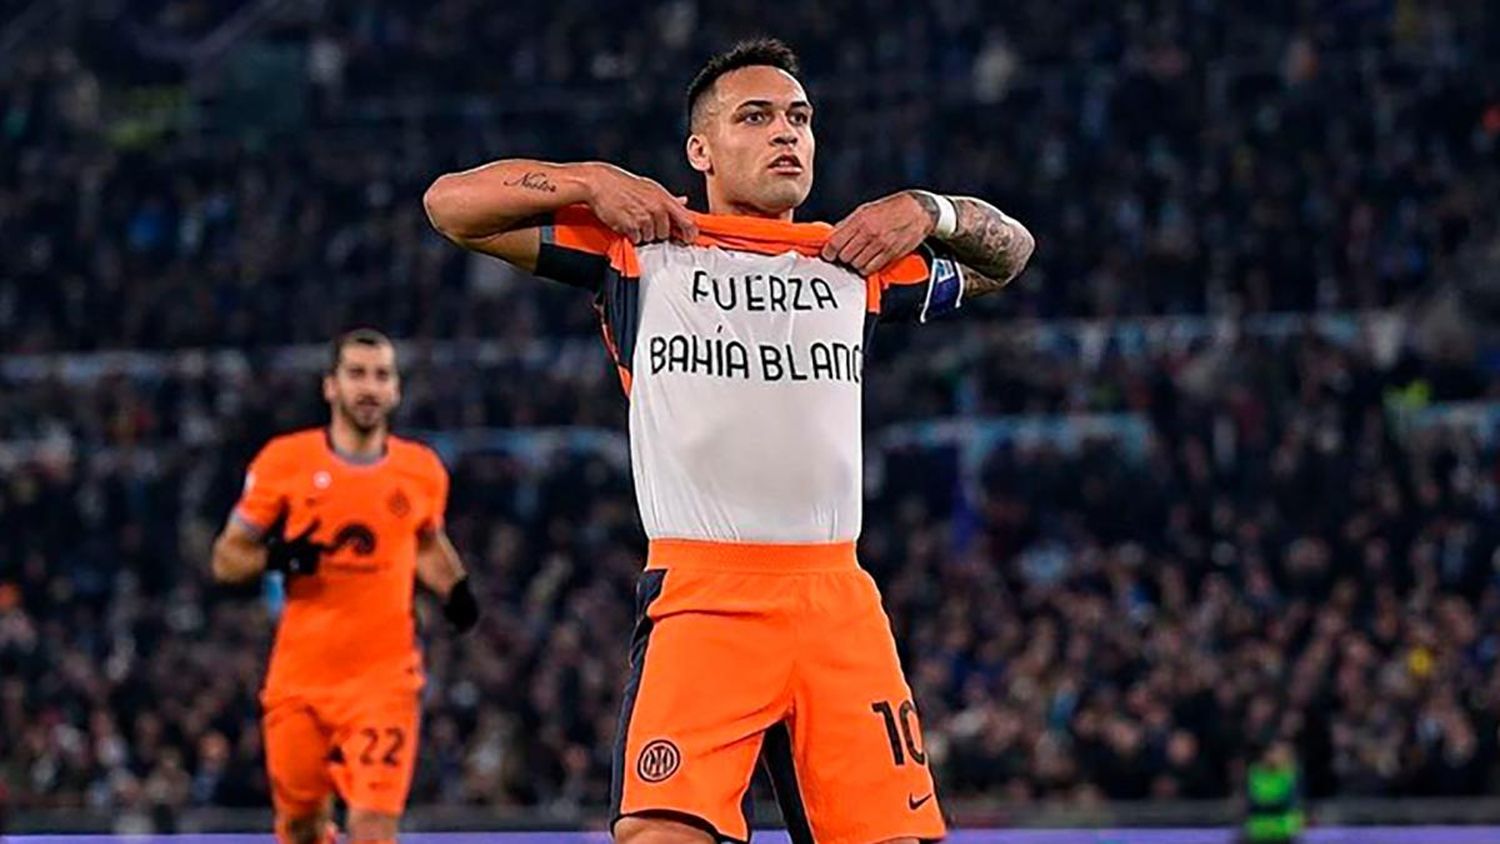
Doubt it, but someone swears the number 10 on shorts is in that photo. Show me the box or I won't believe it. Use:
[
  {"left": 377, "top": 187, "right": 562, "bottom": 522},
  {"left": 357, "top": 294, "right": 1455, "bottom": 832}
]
[{"left": 871, "top": 700, "right": 927, "bottom": 766}]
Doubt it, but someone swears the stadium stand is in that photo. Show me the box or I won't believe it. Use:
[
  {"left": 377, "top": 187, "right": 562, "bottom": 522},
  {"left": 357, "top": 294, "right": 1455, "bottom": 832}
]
[{"left": 3, "top": 0, "right": 1500, "bottom": 831}]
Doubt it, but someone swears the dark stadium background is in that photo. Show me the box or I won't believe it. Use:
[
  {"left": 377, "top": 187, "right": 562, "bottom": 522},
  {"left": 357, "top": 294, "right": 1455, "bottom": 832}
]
[{"left": 3, "top": 0, "right": 1500, "bottom": 839}]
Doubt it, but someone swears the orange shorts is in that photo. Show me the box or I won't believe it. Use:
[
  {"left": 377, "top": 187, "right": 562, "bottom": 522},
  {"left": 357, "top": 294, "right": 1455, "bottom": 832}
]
[
  {"left": 263, "top": 688, "right": 421, "bottom": 818},
  {"left": 611, "top": 540, "right": 946, "bottom": 844}
]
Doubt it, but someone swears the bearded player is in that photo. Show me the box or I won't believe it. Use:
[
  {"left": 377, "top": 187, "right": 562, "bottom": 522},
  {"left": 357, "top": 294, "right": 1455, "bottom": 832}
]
[
  {"left": 425, "top": 39, "right": 1033, "bottom": 844},
  {"left": 211, "top": 329, "right": 480, "bottom": 844}
]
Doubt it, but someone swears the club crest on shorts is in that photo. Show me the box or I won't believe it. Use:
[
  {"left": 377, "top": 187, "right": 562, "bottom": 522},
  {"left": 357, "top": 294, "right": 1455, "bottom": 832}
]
[{"left": 637, "top": 739, "right": 681, "bottom": 783}]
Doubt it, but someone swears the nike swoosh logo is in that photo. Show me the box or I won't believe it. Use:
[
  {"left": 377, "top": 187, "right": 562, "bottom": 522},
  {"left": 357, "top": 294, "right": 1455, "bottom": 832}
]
[{"left": 908, "top": 792, "right": 934, "bottom": 811}]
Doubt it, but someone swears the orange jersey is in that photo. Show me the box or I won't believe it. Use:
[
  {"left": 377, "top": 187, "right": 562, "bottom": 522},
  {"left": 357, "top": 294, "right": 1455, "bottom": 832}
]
[{"left": 233, "top": 428, "right": 449, "bottom": 701}]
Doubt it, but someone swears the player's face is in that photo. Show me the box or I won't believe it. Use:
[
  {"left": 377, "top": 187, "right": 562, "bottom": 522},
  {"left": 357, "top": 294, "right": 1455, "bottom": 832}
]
[
  {"left": 688, "top": 66, "right": 815, "bottom": 215},
  {"left": 324, "top": 343, "right": 400, "bottom": 434}
]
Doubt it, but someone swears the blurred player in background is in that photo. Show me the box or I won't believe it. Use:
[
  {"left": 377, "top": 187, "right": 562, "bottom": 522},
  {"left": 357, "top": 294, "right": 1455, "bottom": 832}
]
[
  {"left": 210, "top": 329, "right": 480, "bottom": 844},
  {"left": 426, "top": 38, "right": 1033, "bottom": 844}
]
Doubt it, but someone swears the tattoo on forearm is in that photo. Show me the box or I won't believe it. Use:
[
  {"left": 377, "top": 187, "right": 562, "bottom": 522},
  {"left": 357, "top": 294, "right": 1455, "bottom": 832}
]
[
  {"left": 910, "top": 191, "right": 1035, "bottom": 297},
  {"left": 504, "top": 171, "right": 558, "bottom": 193},
  {"left": 959, "top": 266, "right": 1005, "bottom": 298},
  {"left": 950, "top": 198, "right": 1030, "bottom": 290}
]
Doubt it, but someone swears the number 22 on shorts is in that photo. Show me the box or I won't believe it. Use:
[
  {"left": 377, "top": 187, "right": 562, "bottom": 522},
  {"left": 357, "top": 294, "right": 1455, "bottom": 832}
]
[{"left": 356, "top": 726, "right": 406, "bottom": 767}]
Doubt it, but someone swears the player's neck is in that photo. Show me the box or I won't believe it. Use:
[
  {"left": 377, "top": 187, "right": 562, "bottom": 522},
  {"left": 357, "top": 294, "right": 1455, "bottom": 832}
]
[
  {"left": 706, "top": 189, "right": 795, "bottom": 222},
  {"left": 326, "top": 420, "right": 387, "bottom": 463}
]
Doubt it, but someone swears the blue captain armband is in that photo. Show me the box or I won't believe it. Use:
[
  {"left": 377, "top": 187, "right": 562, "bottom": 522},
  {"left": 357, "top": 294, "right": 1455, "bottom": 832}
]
[{"left": 918, "top": 242, "right": 963, "bottom": 323}]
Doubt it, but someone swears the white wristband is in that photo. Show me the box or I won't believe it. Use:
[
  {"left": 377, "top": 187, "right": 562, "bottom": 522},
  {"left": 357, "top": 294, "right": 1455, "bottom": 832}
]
[{"left": 919, "top": 191, "right": 958, "bottom": 239}]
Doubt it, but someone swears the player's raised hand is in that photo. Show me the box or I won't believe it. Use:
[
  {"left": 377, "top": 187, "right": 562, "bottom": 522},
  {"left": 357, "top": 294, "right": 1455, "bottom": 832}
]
[
  {"left": 583, "top": 163, "right": 699, "bottom": 245},
  {"left": 822, "top": 191, "right": 934, "bottom": 276},
  {"left": 265, "top": 512, "right": 327, "bottom": 577}
]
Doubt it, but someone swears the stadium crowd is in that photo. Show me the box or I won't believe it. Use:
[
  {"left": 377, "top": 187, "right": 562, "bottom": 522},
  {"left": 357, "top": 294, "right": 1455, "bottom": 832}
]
[
  {"left": 6, "top": 323, "right": 1500, "bottom": 818},
  {"left": 4, "top": 0, "right": 1500, "bottom": 829},
  {"left": 4, "top": 1, "right": 1499, "bottom": 352}
]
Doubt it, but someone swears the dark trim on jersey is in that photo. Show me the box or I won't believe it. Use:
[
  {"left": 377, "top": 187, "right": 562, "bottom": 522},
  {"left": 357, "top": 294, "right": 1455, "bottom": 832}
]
[
  {"left": 737, "top": 732, "right": 768, "bottom": 839},
  {"left": 740, "top": 777, "right": 756, "bottom": 838},
  {"left": 597, "top": 267, "right": 641, "bottom": 379},
  {"left": 536, "top": 228, "right": 612, "bottom": 292},
  {"left": 229, "top": 511, "right": 267, "bottom": 541},
  {"left": 862, "top": 312, "right": 881, "bottom": 359},
  {"left": 610, "top": 569, "right": 668, "bottom": 822},
  {"left": 322, "top": 427, "right": 388, "bottom": 466},
  {"left": 761, "top": 722, "right": 815, "bottom": 844}
]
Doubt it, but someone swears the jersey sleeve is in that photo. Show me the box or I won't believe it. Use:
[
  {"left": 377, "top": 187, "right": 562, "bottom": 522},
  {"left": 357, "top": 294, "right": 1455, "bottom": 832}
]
[
  {"left": 871, "top": 240, "right": 964, "bottom": 324},
  {"left": 534, "top": 204, "right": 629, "bottom": 292},
  {"left": 420, "top": 450, "right": 450, "bottom": 535},
  {"left": 533, "top": 204, "right": 641, "bottom": 395},
  {"left": 232, "top": 443, "right": 289, "bottom": 537}
]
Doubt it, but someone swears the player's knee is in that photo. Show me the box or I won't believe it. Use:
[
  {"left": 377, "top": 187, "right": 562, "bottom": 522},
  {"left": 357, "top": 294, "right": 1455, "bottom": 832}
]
[
  {"left": 345, "top": 808, "right": 400, "bottom": 842},
  {"left": 613, "top": 814, "right": 715, "bottom": 844}
]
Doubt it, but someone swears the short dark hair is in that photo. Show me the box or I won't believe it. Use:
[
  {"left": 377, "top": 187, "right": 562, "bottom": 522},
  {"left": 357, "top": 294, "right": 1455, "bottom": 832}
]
[
  {"left": 329, "top": 327, "right": 394, "bottom": 372},
  {"left": 686, "top": 38, "right": 801, "bottom": 130}
]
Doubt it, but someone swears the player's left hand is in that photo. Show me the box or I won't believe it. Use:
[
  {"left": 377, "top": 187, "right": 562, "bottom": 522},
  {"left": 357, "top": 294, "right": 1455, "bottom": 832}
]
[
  {"left": 442, "top": 576, "right": 480, "bottom": 634},
  {"left": 821, "top": 191, "right": 934, "bottom": 276}
]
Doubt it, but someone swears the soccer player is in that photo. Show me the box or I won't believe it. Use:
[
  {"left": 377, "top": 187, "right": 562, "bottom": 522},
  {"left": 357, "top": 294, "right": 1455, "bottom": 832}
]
[
  {"left": 425, "top": 39, "right": 1034, "bottom": 844},
  {"left": 210, "top": 329, "right": 480, "bottom": 844}
]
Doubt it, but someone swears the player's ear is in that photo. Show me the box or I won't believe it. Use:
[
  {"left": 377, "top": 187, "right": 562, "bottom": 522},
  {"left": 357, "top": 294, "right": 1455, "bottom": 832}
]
[
  {"left": 686, "top": 132, "right": 712, "bottom": 175},
  {"left": 322, "top": 374, "right": 336, "bottom": 404}
]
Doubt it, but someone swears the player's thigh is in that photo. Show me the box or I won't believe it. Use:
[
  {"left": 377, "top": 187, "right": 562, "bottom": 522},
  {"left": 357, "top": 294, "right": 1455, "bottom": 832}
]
[
  {"left": 328, "top": 689, "right": 421, "bottom": 818},
  {"left": 614, "top": 813, "right": 716, "bottom": 844},
  {"left": 613, "top": 568, "right": 796, "bottom": 844},
  {"left": 781, "top": 570, "right": 946, "bottom": 844},
  {"left": 263, "top": 700, "right": 336, "bottom": 821}
]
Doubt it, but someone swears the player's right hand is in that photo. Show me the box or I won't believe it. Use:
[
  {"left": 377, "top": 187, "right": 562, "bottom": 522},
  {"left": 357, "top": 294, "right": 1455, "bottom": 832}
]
[
  {"left": 582, "top": 163, "right": 699, "bottom": 245},
  {"left": 263, "top": 509, "right": 327, "bottom": 577}
]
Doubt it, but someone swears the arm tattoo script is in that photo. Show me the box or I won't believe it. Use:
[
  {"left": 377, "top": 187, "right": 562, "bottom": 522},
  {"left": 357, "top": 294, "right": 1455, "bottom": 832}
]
[{"left": 503, "top": 171, "right": 559, "bottom": 193}]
